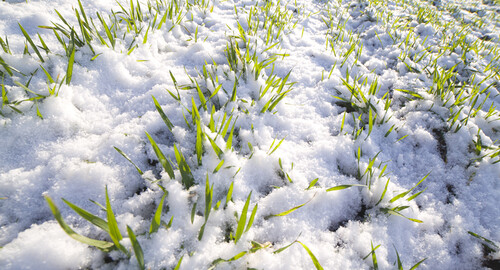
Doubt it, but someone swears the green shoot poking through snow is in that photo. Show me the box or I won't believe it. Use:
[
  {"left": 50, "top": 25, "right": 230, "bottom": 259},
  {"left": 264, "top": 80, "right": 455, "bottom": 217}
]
[
  {"left": 44, "top": 195, "right": 115, "bottom": 252},
  {"left": 233, "top": 191, "right": 257, "bottom": 244}
]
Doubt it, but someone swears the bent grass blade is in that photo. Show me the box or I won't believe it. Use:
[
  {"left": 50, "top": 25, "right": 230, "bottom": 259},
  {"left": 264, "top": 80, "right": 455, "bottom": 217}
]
[
  {"left": 389, "top": 172, "right": 430, "bottom": 203},
  {"left": 297, "top": 241, "right": 324, "bottom": 270},
  {"left": 468, "top": 231, "right": 499, "bottom": 251},
  {"left": 272, "top": 239, "right": 324, "bottom": 270},
  {"left": 44, "top": 195, "right": 115, "bottom": 252},
  {"left": 326, "top": 184, "right": 365, "bottom": 192},
  {"left": 62, "top": 198, "right": 110, "bottom": 233},
  {"left": 265, "top": 193, "right": 317, "bottom": 219},
  {"left": 114, "top": 147, "right": 143, "bottom": 175},
  {"left": 380, "top": 207, "right": 423, "bottom": 223}
]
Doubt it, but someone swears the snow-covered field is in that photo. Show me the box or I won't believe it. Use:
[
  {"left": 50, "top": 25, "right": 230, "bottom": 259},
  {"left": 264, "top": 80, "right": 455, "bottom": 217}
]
[{"left": 1, "top": 0, "right": 499, "bottom": 269}]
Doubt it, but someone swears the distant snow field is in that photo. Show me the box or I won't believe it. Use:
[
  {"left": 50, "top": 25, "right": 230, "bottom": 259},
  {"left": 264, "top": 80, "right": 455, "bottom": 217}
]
[{"left": 0, "top": 0, "right": 499, "bottom": 269}]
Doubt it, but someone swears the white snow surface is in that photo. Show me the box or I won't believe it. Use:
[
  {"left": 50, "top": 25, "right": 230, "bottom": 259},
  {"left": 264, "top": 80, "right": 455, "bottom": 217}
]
[{"left": 0, "top": 0, "right": 499, "bottom": 269}]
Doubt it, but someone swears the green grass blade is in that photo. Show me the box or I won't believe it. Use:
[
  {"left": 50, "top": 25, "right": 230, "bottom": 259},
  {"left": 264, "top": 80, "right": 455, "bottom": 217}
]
[
  {"left": 195, "top": 81, "right": 207, "bottom": 110},
  {"left": 297, "top": 241, "right": 324, "bottom": 270},
  {"left": 0, "top": 55, "right": 14, "bottom": 76},
  {"left": 198, "top": 176, "right": 212, "bottom": 241},
  {"left": 225, "top": 119, "right": 237, "bottom": 151},
  {"left": 35, "top": 100, "right": 43, "bottom": 119},
  {"left": 127, "top": 226, "right": 145, "bottom": 270},
  {"left": 18, "top": 23, "right": 44, "bottom": 63},
  {"left": 77, "top": 0, "right": 90, "bottom": 26},
  {"left": 163, "top": 215, "right": 174, "bottom": 230},
  {"left": 62, "top": 198, "right": 110, "bottom": 233},
  {"left": 468, "top": 231, "right": 499, "bottom": 249},
  {"left": 191, "top": 97, "right": 200, "bottom": 124},
  {"left": 395, "top": 89, "right": 424, "bottom": 100},
  {"left": 44, "top": 195, "right": 115, "bottom": 252},
  {"left": 245, "top": 204, "right": 258, "bottom": 232},
  {"left": 267, "top": 91, "right": 290, "bottom": 112},
  {"left": 409, "top": 258, "right": 427, "bottom": 270},
  {"left": 381, "top": 208, "right": 423, "bottom": 223},
  {"left": 174, "top": 144, "right": 195, "bottom": 189},
  {"left": 408, "top": 172, "right": 430, "bottom": 192},
  {"left": 54, "top": 9, "right": 71, "bottom": 28},
  {"left": 198, "top": 220, "right": 207, "bottom": 240},
  {"left": 40, "top": 65, "right": 54, "bottom": 84},
  {"left": 0, "top": 76, "right": 4, "bottom": 107},
  {"left": 273, "top": 240, "right": 298, "bottom": 254},
  {"left": 209, "top": 84, "right": 221, "bottom": 99},
  {"left": 268, "top": 137, "right": 286, "bottom": 155},
  {"left": 90, "top": 53, "right": 102, "bottom": 61},
  {"left": 208, "top": 105, "right": 216, "bottom": 132},
  {"left": 219, "top": 114, "right": 232, "bottom": 138},
  {"left": 14, "top": 81, "right": 45, "bottom": 99},
  {"left": 326, "top": 184, "right": 365, "bottom": 192},
  {"left": 396, "top": 135, "right": 408, "bottom": 142},
  {"left": 368, "top": 108, "right": 373, "bottom": 137},
  {"left": 105, "top": 186, "right": 128, "bottom": 255},
  {"left": 157, "top": 8, "right": 168, "bottom": 30},
  {"left": 143, "top": 25, "right": 150, "bottom": 44},
  {"left": 395, "top": 247, "right": 403, "bottom": 270},
  {"left": 225, "top": 181, "right": 233, "bottom": 208},
  {"left": 37, "top": 33, "right": 50, "bottom": 54},
  {"left": 89, "top": 199, "right": 106, "bottom": 211},
  {"left": 235, "top": 192, "right": 251, "bottom": 243},
  {"left": 0, "top": 36, "right": 11, "bottom": 54},
  {"left": 407, "top": 188, "right": 427, "bottom": 201},
  {"left": 391, "top": 172, "right": 430, "bottom": 203},
  {"left": 66, "top": 45, "right": 75, "bottom": 85},
  {"left": 145, "top": 132, "right": 175, "bottom": 179},
  {"left": 375, "top": 178, "right": 390, "bottom": 206},
  {"left": 150, "top": 192, "right": 167, "bottom": 234},
  {"left": 389, "top": 191, "right": 409, "bottom": 203},
  {"left": 306, "top": 178, "right": 319, "bottom": 190},
  {"left": 191, "top": 202, "right": 197, "bottom": 224},
  {"left": 204, "top": 175, "right": 213, "bottom": 222},
  {"left": 152, "top": 95, "right": 174, "bottom": 131},
  {"left": 174, "top": 255, "right": 184, "bottom": 270},
  {"left": 210, "top": 251, "right": 248, "bottom": 268},
  {"left": 362, "top": 243, "right": 380, "bottom": 260},
  {"left": 206, "top": 133, "right": 223, "bottom": 159},
  {"left": 213, "top": 159, "right": 225, "bottom": 174},
  {"left": 97, "top": 13, "right": 115, "bottom": 48},
  {"left": 114, "top": 146, "right": 143, "bottom": 175},
  {"left": 196, "top": 120, "right": 203, "bottom": 166},
  {"left": 230, "top": 77, "right": 238, "bottom": 102},
  {"left": 370, "top": 241, "right": 378, "bottom": 270},
  {"left": 265, "top": 194, "right": 316, "bottom": 219}
]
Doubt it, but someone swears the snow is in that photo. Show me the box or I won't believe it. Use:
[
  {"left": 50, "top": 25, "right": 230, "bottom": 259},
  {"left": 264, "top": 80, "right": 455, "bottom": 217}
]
[{"left": 1, "top": 0, "right": 500, "bottom": 269}]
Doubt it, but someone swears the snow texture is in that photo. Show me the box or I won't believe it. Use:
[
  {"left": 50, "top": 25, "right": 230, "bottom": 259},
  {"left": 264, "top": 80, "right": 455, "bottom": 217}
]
[{"left": 0, "top": 0, "right": 499, "bottom": 269}]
